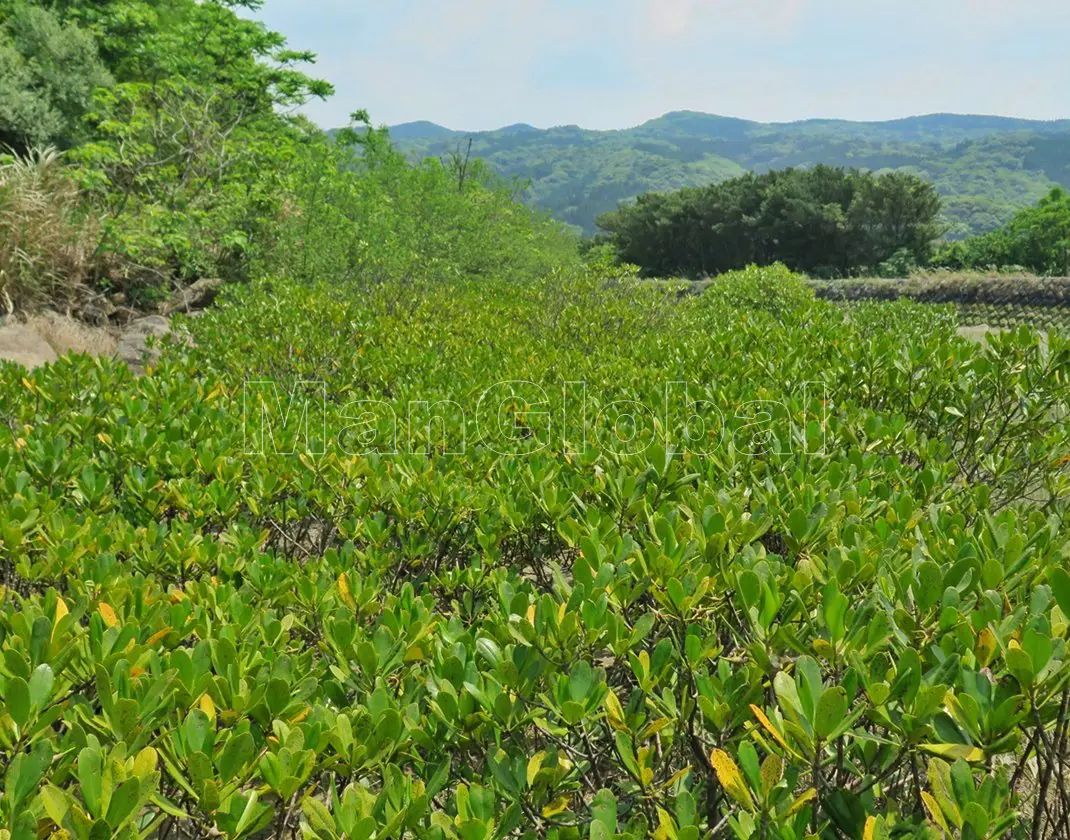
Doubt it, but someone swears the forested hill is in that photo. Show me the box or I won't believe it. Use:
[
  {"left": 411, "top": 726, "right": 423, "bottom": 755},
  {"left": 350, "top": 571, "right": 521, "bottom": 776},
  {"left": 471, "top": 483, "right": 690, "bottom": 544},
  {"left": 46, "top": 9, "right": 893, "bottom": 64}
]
[{"left": 383, "top": 111, "right": 1070, "bottom": 237}]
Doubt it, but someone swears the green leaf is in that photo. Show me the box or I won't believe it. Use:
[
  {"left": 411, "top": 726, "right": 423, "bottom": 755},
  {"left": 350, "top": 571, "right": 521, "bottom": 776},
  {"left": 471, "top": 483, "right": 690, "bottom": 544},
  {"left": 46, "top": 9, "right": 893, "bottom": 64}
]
[
  {"left": 787, "top": 508, "right": 809, "bottom": 541},
  {"left": 184, "top": 709, "right": 212, "bottom": 754},
  {"left": 218, "top": 732, "right": 255, "bottom": 783},
  {"left": 265, "top": 678, "right": 290, "bottom": 717},
  {"left": 1051, "top": 568, "right": 1070, "bottom": 619},
  {"left": 28, "top": 664, "right": 54, "bottom": 710},
  {"left": 78, "top": 744, "right": 103, "bottom": 818},
  {"left": 1005, "top": 646, "right": 1035, "bottom": 688},
  {"left": 6, "top": 676, "right": 31, "bottom": 726},
  {"left": 12, "top": 740, "right": 53, "bottom": 810},
  {"left": 40, "top": 784, "right": 70, "bottom": 825},
  {"left": 105, "top": 778, "right": 142, "bottom": 827},
  {"left": 475, "top": 637, "right": 502, "bottom": 667},
  {"left": 591, "top": 788, "right": 618, "bottom": 837},
  {"left": 569, "top": 660, "right": 595, "bottom": 702},
  {"left": 815, "top": 686, "right": 849, "bottom": 740}
]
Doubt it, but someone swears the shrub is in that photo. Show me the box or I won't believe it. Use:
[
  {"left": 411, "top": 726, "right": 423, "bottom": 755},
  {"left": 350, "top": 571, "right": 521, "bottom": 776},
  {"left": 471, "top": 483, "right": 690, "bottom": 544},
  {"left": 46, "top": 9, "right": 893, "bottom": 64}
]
[
  {"left": 1, "top": 275, "right": 1069, "bottom": 838},
  {"left": 697, "top": 263, "right": 816, "bottom": 318}
]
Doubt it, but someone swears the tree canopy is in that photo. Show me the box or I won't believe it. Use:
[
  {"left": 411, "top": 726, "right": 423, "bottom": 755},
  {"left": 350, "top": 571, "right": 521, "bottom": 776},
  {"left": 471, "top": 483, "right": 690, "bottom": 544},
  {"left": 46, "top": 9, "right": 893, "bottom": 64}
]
[
  {"left": 934, "top": 186, "right": 1070, "bottom": 275},
  {"left": 0, "top": 4, "right": 111, "bottom": 152},
  {"left": 597, "top": 166, "right": 943, "bottom": 278}
]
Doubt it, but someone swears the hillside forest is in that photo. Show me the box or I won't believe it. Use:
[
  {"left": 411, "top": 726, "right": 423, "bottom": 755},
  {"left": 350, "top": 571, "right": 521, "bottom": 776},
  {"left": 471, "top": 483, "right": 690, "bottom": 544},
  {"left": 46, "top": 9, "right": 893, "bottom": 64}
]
[
  {"left": 388, "top": 112, "right": 1070, "bottom": 239},
  {"left": 2, "top": 3, "right": 1070, "bottom": 840}
]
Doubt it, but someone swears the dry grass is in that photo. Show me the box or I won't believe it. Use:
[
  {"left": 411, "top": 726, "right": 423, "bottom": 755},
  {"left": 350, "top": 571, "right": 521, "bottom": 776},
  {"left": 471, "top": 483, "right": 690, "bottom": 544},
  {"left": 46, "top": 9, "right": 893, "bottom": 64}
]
[
  {"left": 23, "top": 311, "right": 118, "bottom": 357},
  {"left": 0, "top": 146, "right": 100, "bottom": 314}
]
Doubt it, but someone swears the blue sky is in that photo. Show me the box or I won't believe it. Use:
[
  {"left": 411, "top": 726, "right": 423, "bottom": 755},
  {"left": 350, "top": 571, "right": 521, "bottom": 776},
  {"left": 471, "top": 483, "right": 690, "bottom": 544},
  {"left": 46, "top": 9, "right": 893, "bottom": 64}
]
[{"left": 254, "top": 0, "right": 1070, "bottom": 131}]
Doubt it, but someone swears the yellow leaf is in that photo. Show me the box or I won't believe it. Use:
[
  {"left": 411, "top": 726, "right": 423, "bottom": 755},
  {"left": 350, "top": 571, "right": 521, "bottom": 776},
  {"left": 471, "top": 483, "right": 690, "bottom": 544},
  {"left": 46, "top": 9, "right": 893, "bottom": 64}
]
[
  {"left": 709, "top": 749, "right": 755, "bottom": 811},
  {"left": 526, "top": 604, "right": 536, "bottom": 624},
  {"left": 338, "top": 572, "right": 354, "bottom": 608},
  {"left": 145, "top": 627, "right": 172, "bottom": 647},
  {"left": 98, "top": 602, "right": 120, "bottom": 628},
  {"left": 975, "top": 627, "right": 997, "bottom": 668},
  {"left": 760, "top": 754, "right": 783, "bottom": 797},
  {"left": 660, "top": 765, "right": 691, "bottom": 791},
  {"left": 526, "top": 751, "right": 546, "bottom": 786},
  {"left": 749, "top": 704, "right": 797, "bottom": 757},
  {"left": 863, "top": 816, "right": 876, "bottom": 840},
  {"left": 54, "top": 597, "right": 69, "bottom": 625},
  {"left": 134, "top": 747, "right": 158, "bottom": 779},
  {"left": 289, "top": 707, "right": 311, "bottom": 724},
  {"left": 654, "top": 807, "right": 675, "bottom": 840},
  {"left": 541, "top": 795, "right": 570, "bottom": 818},
  {"left": 403, "top": 643, "right": 425, "bottom": 662},
  {"left": 921, "top": 791, "right": 952, "bottom": 834},
  {"left": 639, "top": 746, "right": 655, "bottom": 787},
  {"left": 785, "top": 788, "right": 817, "bottom": 817},
  {"left": 169, "top": 589, "right": 186, "bottom": 603},
  {"left": 199, "top": 693, "right": 216, "bottom": 721},
  {"left": 920, "top": 743, "right": 985, "bottom": 763},
  {"left": 812, "top": 638, "right": 835, "bottom": 660},
  {"left": 604, "top": 689, "right": 626, "bottom": 730},
  {"left": 638, "top": 717, "right": 673, "bottom": 741}
]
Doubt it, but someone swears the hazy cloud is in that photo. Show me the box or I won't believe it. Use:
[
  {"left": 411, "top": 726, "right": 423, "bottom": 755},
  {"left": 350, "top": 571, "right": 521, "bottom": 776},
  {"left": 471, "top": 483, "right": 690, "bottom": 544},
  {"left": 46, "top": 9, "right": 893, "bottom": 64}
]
[{"left": 255, "top": 0, "right": 1070, "bottom": 130}]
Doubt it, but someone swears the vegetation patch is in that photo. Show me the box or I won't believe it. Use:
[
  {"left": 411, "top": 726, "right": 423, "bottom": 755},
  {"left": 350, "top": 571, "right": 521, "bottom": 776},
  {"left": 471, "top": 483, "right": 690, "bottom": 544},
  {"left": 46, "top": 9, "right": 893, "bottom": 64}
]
[{"left": 3, "top": 268, "right": 1070, "bottom": 839}]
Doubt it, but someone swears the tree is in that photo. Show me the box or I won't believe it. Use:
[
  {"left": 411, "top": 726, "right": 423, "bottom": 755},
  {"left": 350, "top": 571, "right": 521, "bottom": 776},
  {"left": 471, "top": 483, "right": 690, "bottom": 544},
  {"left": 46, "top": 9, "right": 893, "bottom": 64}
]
[
  {"left": 1006, "top": 186, "right": 1070, "bottom": 275},
  {"left": 598, "top": 167, "right": 943, "bottom": 278},
  {"left": 931, "top": 186, "right": 1070, "bottom": 275},
  {"left": 0, "top": 4, "right": 112, "bottom": 153}
]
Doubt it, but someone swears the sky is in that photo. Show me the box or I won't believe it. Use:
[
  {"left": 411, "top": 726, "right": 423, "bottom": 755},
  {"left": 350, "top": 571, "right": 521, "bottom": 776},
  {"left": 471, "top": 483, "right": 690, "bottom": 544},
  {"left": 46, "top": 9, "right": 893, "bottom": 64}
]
[{"left": 254, "top": 0, "right": 1070, "bottom": 132}]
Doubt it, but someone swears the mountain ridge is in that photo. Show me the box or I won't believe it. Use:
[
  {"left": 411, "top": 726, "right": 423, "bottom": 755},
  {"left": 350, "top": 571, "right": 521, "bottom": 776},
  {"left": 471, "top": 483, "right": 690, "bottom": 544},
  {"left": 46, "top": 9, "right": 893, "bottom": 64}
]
[{"left": 386, "top": 111, "right": 1070, "bottom": 138}]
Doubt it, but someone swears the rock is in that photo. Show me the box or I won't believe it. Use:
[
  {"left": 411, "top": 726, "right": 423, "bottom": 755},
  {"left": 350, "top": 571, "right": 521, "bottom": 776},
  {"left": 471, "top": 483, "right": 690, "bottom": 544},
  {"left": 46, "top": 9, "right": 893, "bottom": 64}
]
[
  {"left": 80, "top": 297, "right": 118, "bottom": 325},
  {"left": 0, "top": 323, "right": 58, "bottom": 370},
  {"left": 160, "top": 278, "right": 223, "bottom": 315},
  {"left": 117, "top": 315, "right": 172, "bottom": 371}
]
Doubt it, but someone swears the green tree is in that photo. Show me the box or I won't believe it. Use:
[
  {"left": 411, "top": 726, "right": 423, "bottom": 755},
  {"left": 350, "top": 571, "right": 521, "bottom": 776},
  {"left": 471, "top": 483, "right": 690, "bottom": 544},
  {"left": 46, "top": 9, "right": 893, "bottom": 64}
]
[
  {"left": 932, "top": 186, "right": 1070, "bottom": 275},
  {"left": 1005, "top": 186, "right": 1070, "bottom": 274},
  {"left": 0, "top": 3, "right": 112, "bottom": 152},
  {"left": 599, "top": 166, "right": 942, "bottom": 278}
]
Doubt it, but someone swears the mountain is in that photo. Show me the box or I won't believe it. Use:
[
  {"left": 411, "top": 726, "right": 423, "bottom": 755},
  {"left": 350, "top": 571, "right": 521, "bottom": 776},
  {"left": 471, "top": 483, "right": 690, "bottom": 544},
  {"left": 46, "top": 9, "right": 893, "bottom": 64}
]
[
  {"left": 384, "top": 111, "right": 1070, "bottom": 237},
  {"left": 388, "top": 120, "right": 459, "bottom": 140}
]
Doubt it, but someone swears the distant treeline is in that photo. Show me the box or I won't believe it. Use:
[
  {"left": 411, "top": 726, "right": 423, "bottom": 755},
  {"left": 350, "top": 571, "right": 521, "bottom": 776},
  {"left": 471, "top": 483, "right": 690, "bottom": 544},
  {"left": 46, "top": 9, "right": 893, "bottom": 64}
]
[{"left": 596, "top": 166, "right": 942, "bottom": 278}]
